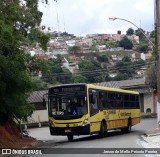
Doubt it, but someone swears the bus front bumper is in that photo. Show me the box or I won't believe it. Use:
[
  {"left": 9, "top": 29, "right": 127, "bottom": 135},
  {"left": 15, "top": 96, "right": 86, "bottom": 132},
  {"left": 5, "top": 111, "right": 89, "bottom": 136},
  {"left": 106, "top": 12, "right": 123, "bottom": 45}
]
[{"left": 49, "top": 125, "right": 90, "bottom": 135}]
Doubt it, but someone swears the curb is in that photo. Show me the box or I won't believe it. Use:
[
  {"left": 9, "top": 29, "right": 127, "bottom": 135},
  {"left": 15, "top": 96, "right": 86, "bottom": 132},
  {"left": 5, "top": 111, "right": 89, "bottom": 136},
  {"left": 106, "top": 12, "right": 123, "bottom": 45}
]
[{"left": 141, "top": 135, "right": 150, "bottom": 143}]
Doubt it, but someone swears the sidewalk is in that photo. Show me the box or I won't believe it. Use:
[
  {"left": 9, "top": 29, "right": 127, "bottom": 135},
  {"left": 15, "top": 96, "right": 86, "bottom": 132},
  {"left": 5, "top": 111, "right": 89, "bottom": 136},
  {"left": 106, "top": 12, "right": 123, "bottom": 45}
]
[
  {"left": 144, "top": 127, "right": 160, "bottom": 137},
  {"left": 142, "top": 127, "right": 160, "bottom": 148}
]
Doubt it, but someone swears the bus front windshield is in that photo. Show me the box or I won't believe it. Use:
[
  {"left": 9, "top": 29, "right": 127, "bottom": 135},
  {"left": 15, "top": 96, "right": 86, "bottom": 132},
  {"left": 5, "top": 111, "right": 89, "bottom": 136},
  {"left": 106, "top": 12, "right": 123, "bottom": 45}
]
[{"left": 49, "top": 94, "right": 88, "bottom": 118}]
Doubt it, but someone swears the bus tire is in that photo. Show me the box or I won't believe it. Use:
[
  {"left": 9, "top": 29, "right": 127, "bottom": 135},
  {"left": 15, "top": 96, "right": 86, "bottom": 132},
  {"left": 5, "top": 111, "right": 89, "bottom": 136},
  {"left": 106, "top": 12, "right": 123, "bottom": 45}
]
[
  {"left": 67, "top": 135, "right": 73, "bottom": 142},
  {"left": 127, "top": 119, "right": 132, "bottom": 133},
  {"left": 121, "top": 119, "right": 132, "bottom": 133},
  {"left": 99, "top": 121, "right": 106, "bottom": 138}
]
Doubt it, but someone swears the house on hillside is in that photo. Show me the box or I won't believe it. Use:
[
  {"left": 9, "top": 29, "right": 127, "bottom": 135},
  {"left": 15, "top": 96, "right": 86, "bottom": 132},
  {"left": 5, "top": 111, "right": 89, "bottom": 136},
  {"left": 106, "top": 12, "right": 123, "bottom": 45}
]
[
  {"left": 112, "top": 34, "right": 124, "bottom": 42},
  {"left": 36, "top": 54, "right": 48, "bottom": 60},
  {"left": 141, "top": 52, "right": 152, "bottom": 61}
]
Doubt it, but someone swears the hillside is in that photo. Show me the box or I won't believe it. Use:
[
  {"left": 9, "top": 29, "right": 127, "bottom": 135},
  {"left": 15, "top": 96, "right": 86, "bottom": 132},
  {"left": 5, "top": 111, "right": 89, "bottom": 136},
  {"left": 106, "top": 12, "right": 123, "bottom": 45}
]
[{"left": 0, "top": 120, "right": 37, "bottom": 148}]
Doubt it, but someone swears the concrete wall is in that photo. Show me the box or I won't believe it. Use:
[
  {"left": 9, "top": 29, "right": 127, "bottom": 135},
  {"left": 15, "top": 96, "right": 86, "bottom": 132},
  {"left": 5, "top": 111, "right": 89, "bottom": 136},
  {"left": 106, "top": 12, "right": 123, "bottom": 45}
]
[
  {"left": 31, "top": 110, "right": 48, "bottom": 123},
  {"left": 144, "top": 92, "right": 154, "bottom": 113},
  {"left": 27, "top": 104, "right": 48, "bottom": 123}
]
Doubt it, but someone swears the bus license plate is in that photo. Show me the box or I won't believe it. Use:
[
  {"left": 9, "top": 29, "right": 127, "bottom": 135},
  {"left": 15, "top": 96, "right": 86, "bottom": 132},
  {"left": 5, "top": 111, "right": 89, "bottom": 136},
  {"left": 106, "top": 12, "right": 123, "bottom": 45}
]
[{"left": 65, "top": 129, "right": 71, "bottom": 133}]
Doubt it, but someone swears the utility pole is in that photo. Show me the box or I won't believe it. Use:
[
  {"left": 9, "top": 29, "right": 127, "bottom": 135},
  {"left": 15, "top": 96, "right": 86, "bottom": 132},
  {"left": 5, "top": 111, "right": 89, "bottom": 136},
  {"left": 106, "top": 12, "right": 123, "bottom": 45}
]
[{"left": 156, "top": 0, "right": 160, "bottom": 126}]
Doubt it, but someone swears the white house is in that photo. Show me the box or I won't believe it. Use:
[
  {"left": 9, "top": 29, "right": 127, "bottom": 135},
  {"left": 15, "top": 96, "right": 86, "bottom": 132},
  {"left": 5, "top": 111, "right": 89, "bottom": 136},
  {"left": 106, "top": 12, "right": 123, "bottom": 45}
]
[
  {"left": 141, "top": 52, "right": 152, "bottom": 61},
  {"left": 27, "top": 90, "right": 48, "bottom": 125}
]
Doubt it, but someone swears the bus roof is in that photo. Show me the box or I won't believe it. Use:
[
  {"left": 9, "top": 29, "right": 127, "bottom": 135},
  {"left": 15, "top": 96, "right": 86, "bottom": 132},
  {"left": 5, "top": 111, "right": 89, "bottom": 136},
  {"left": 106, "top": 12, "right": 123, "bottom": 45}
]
[
  {"left": 49, "top": 83, "right": 139, "bottom": 95},
  {"left": 87, "top": 84, "right": 139, "bottom": 94}
]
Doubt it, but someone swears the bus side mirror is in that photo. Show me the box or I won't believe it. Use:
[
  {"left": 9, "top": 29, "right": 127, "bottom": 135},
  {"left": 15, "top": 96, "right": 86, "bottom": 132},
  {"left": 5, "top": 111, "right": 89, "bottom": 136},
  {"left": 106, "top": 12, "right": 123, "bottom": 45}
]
[{"left": 43, "top": 98, "right": 46, "bottom": 106}]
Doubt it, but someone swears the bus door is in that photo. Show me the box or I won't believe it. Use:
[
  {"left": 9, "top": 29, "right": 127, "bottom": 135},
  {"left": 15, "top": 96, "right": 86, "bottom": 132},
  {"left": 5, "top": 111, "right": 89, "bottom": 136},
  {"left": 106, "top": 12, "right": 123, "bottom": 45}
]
[{"left": 89, "top": 89, "right": 101, "bottom": 133}]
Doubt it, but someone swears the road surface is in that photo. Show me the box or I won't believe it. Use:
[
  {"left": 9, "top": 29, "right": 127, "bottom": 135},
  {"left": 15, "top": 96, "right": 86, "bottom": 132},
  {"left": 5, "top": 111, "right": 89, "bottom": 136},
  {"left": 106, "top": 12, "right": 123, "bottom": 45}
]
[{"left": 26, "top": 118, "right": 159, "bottom": 157}]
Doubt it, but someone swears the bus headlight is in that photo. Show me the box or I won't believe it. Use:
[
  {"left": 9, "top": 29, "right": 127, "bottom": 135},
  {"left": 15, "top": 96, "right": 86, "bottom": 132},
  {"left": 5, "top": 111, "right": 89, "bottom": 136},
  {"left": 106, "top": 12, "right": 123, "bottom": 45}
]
[
  {"left": 49, "top": 120, "right": 55, "bottom": 128},
  {"left": 82, "top": 118, "right": 88, "bottom": 126}
]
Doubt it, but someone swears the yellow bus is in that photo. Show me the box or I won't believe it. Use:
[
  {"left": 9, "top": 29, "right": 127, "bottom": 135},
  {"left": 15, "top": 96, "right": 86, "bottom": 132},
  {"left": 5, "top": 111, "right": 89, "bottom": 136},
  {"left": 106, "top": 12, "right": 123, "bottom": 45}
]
[{"left": 47, "top": 83, "right": 140, "bottom": 142}]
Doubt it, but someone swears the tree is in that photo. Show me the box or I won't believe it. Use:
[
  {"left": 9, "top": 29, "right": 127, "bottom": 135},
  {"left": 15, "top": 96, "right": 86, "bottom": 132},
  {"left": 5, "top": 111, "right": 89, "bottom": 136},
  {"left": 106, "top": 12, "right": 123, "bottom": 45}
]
[
  {"left": 115, "top": 56, "right": 134, "bottom": 77},
  {"left": 31, "top": 77, "right": 48, "bottom": 90},
  {"left": 138, "top": 42, "right": 148, "bottom": 53},
  {"left": 0, "top": 0, "right": 49, "bottom": 123},
  {"left": 71, "top": 74, "right": 87, "bottom": 83},
  {"left": 105, "top": 41, "right": 119, "bottom": 48},
  {"left": 96, "top": 53, "right": 109, "bottom": 62},
  {"left": 150, "top": 30, "right": 155, "bottom": 38},
  {"left": 40, "top": 58, "right": 72, "bottom": 84},
  {"left": 41, "top": 58, "right": 62, "bottom": 84},
  {"left": 133, "top": 59, "right": 145, "bottom": 68},
  {"left": 57, "top": 68, "right": 72, "bottom": 84},
  {"left": 113, "top": 73, "right": 129, "bottom": 81},
  {"left": 145, "top": 64, "right": 157, "bottom": 90},
  {"left": 135, "top": 28, "right": 146, "bottom": 40},
  {"left": 117, "top": 30, "right": 121, "bottom": 34},
  {"left": 126, "top": 28, "right": 134, "bottom": 35},
  {"left": 25, "top": 54, "right": 49, "bottom": 75},
  {"left": 91, "top": 40, "right": 99, "bottom": 52},
  {"left": 68, "top": 46, "right": 81, "bottom": 54},
  {"left": 119, "top": 36, "right": 133, "bottom": 49},
  {"left": 78, "top": 59, "right": 106, "bottom": 83}
]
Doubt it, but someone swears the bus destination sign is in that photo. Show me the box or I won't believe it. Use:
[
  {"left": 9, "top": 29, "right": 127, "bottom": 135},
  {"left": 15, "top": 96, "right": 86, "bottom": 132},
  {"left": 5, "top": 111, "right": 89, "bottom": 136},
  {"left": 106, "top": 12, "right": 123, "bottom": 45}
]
[{"left": 51, "top": 85, "right": 85, "bottom": 93}]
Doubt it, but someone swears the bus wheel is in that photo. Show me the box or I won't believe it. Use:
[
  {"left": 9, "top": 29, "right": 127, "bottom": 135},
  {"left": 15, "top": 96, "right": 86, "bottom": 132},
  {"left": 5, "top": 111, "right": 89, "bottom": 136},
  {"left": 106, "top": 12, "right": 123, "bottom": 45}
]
[
  {"left": 67, "top": 135, "right": 73, "bottom": 142},
  {"left": 99, "top": 121, "right": 105, "bottom": 138},
  {"left": 121, "top": 119, "right": 132, "bottom": 133},
  {"left": 127, "top": 119, "right": 132, "bottom": 133}
]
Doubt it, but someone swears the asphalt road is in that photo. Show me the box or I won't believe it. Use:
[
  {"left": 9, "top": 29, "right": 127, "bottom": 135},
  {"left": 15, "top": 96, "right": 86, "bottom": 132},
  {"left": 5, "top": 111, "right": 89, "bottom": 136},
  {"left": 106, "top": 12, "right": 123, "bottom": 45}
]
[{"left": 26, "top": 118, "right": 158, "bottom": 157}]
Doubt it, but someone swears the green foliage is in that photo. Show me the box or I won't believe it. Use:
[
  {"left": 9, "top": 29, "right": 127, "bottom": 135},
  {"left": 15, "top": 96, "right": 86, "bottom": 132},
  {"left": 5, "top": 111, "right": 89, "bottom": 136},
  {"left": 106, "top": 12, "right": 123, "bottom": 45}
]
[
  {"left": 61, "top": 32, "right": 73, "bottom": 37},
  {"left": 133, "top": 59, "right": 145, "bottom": 67},
  {"left": 122, "top": 56, "right": 131, "bottom": 62},
  {"left": 40, "top": 58, "right": 72, "bottom": 84},
  {"left": 135, "top": 28, "right": 146, "bottom": 40},
  {"left": 126, "top": 28, "right": 134, "bottom": 35},
  {"left": 119, "top": 36, "right": 133, "bottom": 49},
  {"left": 117, "top": 30, "right": 121, "bottom": 34},
  {"left": 91, "top": 40, "right": 99, "bottom": 52},
  {"left": 28, "top": 28, "right": 50, "bottom": 51},
  {"left": 96, "top": 53, "right": 109, "bottom": 62},
  {"left": 113, "top": 73, "right": 129, "bottom": 81},
  {"left": 31, "top": 77, "right": 48, "bottom": 90},
  {"left": 116, "top": 56, "right": 134, "bottom": 77},
  {"left": 71, "top": 74, "right": 87, "bottom": 83},
  {"left": 68, "top": 46, "right": 81, "bottom": 54},
  {"left": 56, "top": 69, "right": 72, "bottom": 84},
  {"left": 0, "top": 0, "right": 49, "bottom": 123},
  {"left": 25, "top": 54, "right": 49, "bottom": 75},
  {"left": 145, "top": 64, "right": 157, "bottom": 90},
  {"left": 78, "top": 58, "right": 106, "bottom": 83},
  {"left": 114, "top": 57, "right": 146, "bottom": 81},
  {"left": 138, "top": 41, "right": 148, "bottom": 53},
  {"left": 0, "top": 54, "right": 34, "bottom": 122},
  {"left": 150, "top": 30, "right": 155, "bottom": 38},
  {"left": 105, "top": 41, "right": 119, "bottom": 48}
]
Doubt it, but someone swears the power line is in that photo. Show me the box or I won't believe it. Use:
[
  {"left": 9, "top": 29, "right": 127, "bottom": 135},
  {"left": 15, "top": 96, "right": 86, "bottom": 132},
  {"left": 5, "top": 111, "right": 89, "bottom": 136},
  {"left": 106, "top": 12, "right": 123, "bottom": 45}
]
[
  {"left": 29, "top": 61, "right": 156, "bottom": 78},
  {"left": 31, "top": 61, "right": 156, "bottom": 77}
]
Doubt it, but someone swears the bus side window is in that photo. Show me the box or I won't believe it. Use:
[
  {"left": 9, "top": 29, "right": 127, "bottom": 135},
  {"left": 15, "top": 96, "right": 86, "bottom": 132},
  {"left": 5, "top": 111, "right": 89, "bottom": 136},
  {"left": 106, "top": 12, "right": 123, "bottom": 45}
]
[
  {"left": 116, "top": 93, "right": 123, "bottom": 108},
  {"left": 89, "top": 90, "right": 98, "bottom": 110},
  {"left": 92, "top": 95, "right": 98, "bottom": 109},
  {"left": 99, "top": 92, "right": 105, "bottom": 109},
  {"left": 107, "top": 92, "right": 115, "bottom": 109},
  {"left": 124, "top": 94, "right": 130, "bottom": 108},
  {"left": 135, "top": 95, "right": 140, "bottom": 108},
  {"left": 130, "top": 95, "right": 136, "bottom": 108}
]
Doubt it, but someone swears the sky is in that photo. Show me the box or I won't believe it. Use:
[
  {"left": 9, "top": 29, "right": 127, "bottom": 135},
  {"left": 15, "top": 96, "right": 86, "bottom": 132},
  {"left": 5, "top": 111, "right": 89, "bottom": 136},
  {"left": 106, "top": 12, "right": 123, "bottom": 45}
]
[{"left": 39, "top": 0, "right": 155, "bottom": 36}]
